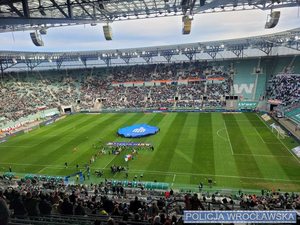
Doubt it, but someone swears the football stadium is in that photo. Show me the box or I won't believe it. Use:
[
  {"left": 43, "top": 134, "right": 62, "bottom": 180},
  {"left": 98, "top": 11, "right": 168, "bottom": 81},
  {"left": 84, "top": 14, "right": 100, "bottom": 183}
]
[{"left": 0, "top": 0, "right": 300, "bottom": 224}]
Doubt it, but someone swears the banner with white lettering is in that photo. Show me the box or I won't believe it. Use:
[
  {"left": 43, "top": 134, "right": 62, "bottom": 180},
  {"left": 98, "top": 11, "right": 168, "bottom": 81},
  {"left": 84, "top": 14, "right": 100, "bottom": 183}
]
[{"left": 184, "top": 210, "right": 297, "bottom": 223}]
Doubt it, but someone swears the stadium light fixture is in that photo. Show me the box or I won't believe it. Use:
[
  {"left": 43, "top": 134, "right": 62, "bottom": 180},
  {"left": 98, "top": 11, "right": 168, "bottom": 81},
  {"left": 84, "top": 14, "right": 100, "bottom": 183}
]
[
  {"left": 182, "top": 15, "right": 193, "bottom": 35},
  {"left": 30, "top": 31, "right": 44, "bottom": 46},
  {"left": 265, "top": 10, "right": 281, "bottom": 29},
  {"left": 103, "top": 24, "right": 112, "bottom": 40}
]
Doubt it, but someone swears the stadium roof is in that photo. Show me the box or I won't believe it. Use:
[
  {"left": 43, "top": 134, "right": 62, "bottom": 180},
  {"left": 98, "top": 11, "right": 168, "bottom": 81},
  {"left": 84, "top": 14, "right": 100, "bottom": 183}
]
[
  {"left": 0, "top": 27, "right": 300, "bottom": 71},
  {"left": 0, "top": 0, "right": 299, "bottom": 33}
]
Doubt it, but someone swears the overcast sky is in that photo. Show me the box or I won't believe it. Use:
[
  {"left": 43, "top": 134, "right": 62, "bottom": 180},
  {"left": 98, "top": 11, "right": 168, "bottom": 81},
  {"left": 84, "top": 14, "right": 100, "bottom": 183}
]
[{"left": 0, "top": 7, "right": 299, "bottom": 52}]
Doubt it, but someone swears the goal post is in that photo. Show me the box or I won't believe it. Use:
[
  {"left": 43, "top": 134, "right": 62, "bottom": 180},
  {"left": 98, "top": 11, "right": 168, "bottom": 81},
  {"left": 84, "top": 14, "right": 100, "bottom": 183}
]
[{"left": 270, "top": 123, "right": 286, "bottom": 139}]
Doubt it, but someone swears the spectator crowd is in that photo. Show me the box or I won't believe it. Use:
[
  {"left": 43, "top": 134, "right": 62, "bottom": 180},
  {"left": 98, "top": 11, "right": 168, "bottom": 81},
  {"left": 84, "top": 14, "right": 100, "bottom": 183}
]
[
  {"left": 0, "top": 176, "right": 299, "bottom": 225},
  {"left": 0, "top": 62, "right": 234, "bottom": 126},
  {"left": 267, "top": 74, "right": 300, "bottom": 107}
]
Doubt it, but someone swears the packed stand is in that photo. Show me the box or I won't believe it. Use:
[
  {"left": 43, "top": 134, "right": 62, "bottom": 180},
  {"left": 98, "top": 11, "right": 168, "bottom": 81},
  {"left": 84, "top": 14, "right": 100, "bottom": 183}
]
[
  {"left": 1, "top": 62, "right": 232, "bottom": 125},
  {"left": 0, "top": 176, "right": 300, "bottom": 225},
  {"left": 267, "top": 74, "right": 300, "bottom": 107}
]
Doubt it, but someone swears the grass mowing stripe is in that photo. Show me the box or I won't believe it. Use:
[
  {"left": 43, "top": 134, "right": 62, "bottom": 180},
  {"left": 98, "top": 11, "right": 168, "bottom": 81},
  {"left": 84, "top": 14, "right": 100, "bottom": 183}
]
[
  {"left": 1, "top": 112, "right": 299, "bottom": 191},
  {"left": 190, "top": 113, "right": 215, "bottom": 184},
  {"left": 146, "top": 113, "right": 188, "bottom": 177},
  {"left": 223, "top": 114, "right": 265, "bottom": 188},
  {"left": 211, "top": 113, "right": 240, "bottom": 189},
  {"left": 245, "top": 113, "right": 300, "bottom": 182},
  {"left": 9, "top": 114, "right": 85, "bottom": 144},
  {"left": 166, "top": 113, "right": 199, "bottom": 185},
  {"left": 44, "top": 113, "right": 137, "bottom": 176},
  {"left": 47, "top": 113, "right": 137, "bottom": 175},
  {"left": 113, "top": 113, "right": 170, "bottom": 182},
  {"left": 21, "top": 114, "right": 118, "bottom": 173},
  {"left": 3, "top": 114, "right": 86, "bottom": 146},
  {"left": 146, "top": 113, "right": 166, "bottom": 127},
  {"left": 94, "top": 113, "right": 155, "bottom": 176},
  {"left": 55, "top": 114, "right": 130, "bottom": 161},
  {"left": 0, "top": 115, "right": 96, "bottom": 162}
]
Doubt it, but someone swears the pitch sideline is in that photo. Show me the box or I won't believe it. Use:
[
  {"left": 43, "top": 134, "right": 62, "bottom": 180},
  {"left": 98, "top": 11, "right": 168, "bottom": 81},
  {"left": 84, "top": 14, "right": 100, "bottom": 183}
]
[{"left": 0, "top": 162, "right": 299, "bottom": 183}]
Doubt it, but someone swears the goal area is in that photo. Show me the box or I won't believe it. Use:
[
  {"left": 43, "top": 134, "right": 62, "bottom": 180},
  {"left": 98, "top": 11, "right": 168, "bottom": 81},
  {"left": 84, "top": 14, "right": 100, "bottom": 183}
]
[{"left": 270, "top": 123, "right": 286, "bottom": 139}]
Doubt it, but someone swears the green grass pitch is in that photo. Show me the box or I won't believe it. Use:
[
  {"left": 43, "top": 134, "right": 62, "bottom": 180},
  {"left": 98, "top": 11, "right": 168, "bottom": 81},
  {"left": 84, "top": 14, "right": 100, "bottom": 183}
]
[{"left": 0, "top": 112, "right": 299, "bottom": 192}]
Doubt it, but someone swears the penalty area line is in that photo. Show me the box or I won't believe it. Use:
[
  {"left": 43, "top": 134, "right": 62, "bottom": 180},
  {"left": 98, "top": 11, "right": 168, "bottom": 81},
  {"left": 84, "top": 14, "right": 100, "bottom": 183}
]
[
  {"left": 254, "top": 128, "right": 266, "bottom": 144},
  {"left": 216, "top": 128, "right": 228, "bottom": 142},
  {"left": 256, "top": 114, "right": 300, "bottom": 164},
  {"left": 171, "top": 174, "right": 176, "bottom": 187},
  {"left": 223, "top": 122, "right": 234, "bottom": 155}
]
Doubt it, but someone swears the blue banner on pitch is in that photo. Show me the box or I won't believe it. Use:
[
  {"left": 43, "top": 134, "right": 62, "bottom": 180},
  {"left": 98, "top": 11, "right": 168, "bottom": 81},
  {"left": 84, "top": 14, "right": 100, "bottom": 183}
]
[
  {"left": 183, "top": 210, "right": 297, "bottom": 223},
  {"left": 117, "top": 124, "right": 159, "bottom": 138}
]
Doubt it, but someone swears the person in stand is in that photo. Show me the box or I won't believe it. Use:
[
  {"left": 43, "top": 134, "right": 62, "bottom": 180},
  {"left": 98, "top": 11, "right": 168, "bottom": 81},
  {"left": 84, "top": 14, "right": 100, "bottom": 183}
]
[{"left": 0, "top": 194, "right": 9, "bottom": 225}]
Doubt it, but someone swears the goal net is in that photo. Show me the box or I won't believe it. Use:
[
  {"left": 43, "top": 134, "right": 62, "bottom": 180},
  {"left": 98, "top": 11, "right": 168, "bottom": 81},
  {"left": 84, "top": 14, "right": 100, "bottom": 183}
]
[{"left": 270, "top": 123, "right": 286, "bottom": 139}]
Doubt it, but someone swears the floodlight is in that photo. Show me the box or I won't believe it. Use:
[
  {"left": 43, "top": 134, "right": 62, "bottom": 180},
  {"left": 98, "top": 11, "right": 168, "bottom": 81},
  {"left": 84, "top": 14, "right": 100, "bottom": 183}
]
[
  {"left": 30, "top": 31, "right": 44, "bottom": 46},
  {"left": 103, "top": 24, "right": 112, "bottom": 40},
  {"left": 265, "top": 11, "right": 280, "bottom": 29},
  {"left": 182, "top": 15, "right": 192, "bottom": 35}
]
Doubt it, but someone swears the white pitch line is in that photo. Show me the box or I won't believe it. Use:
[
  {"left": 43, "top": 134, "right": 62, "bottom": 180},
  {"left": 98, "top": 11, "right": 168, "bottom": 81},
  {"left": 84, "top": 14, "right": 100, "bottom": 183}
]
[
  {"left": 103, "top": 157, "right": 116, "bottom": 169},
  {"left": 225, "top": 120, "right": 259, "bottom": 122},
  {"left": 0, "top": 162, "right": 60, "bottom": 167},
  {"left": 116, "top": 169, "right": 300, "bottom": 183},
  {"left": 254, "top": 127, "right": 266, "bottom": 144},
  {"left": 234, "top": 153, "right": 290, "bottom": 158},
  {"left": 216, "top": 128, "right": 228, "bottom": 142},
  {"left": 171, "top": 174, "right": 176, "bottom": 187},
  {"left": 256, "top": 114, "right": 300, "bottom": 164},
  {"left": 223, "top": 122, "right": 234, "bottom": 155},
  {"left": 0, "top": 145, "right": 35, "bottom": 148},
  {"left": 173, "top": 174, "right": 176, "bottom": 182},
  {"left": 37, "top": 167, "right": 46, "bottom": 173},
  {"left": 1, "top": 162, "right": 299, "bottom": 183}
]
